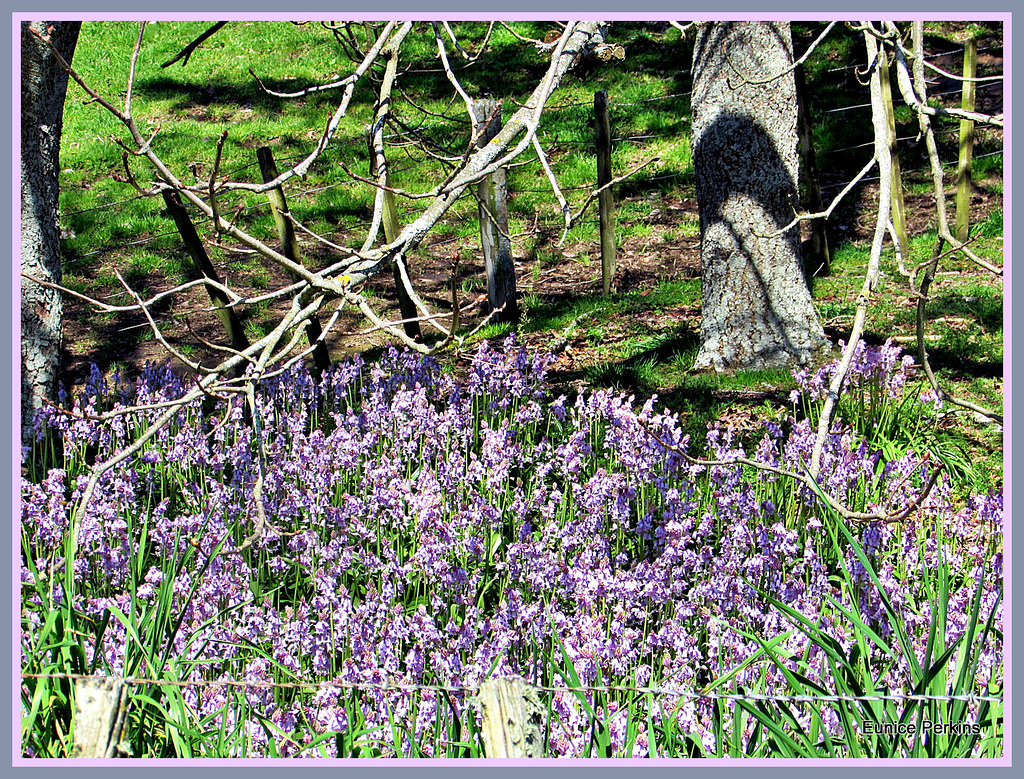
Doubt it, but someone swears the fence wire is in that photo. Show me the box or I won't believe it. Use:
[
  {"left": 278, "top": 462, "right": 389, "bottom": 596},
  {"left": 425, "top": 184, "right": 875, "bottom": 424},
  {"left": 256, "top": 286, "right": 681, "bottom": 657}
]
[
  {"left": 57, "top": 57, "right": 1001, "bottom": 258},
  {"left": 20, "top": 672, "right": 1004, "bottom": 705}
]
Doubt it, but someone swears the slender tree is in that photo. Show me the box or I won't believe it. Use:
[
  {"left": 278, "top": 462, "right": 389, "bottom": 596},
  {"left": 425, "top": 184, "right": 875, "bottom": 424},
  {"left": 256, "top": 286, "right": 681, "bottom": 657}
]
[
  {"left": 21, "top": 20, "right": 81, "bottom": 452},
  {"left": 690, "top": 21, "right": 828, "bottom": 372}
]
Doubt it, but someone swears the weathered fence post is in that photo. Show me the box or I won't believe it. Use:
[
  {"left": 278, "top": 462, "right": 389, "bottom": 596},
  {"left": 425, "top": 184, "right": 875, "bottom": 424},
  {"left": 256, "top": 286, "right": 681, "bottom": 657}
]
[
  {"left": 365, "top": 128, "right": 421, "bottom": 341},
  {"left": 73, "top": 676, "right": 131, "bottom": 758},
  {"left": 256, "top": 146, "right": 332, "bottom": 374},
  {"left": 955, "top": 36, "right": 978, "bottom": 242},
  {"left": 474, "top": 677, "right": 546, "bottom": 758},
  {"left": 594, "top": 91, "right": 616, "bottom": 295},
  {"left": 878, "top": 48, "right": 909, "bottom": 266},
  {"left": 472, "top": 99, "right": 519, "bottom": 324},
  {"left": 161, "top": 190, "right": 250, "bottom": 358}
]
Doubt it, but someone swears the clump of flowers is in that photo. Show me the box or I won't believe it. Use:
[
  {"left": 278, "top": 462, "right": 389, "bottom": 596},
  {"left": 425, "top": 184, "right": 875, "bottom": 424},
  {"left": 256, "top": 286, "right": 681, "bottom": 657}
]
[
  {"left": 793, "top": 338, "right": 917, "bottom": 403},
  {"left": 21, "top": 336, "right": 1002, "bottom": 758}
]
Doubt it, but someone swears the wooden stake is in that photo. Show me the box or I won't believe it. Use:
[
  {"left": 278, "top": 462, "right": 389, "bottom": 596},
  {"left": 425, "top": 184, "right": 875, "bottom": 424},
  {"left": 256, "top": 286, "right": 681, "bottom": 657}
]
[
  {"left": 955, "top": 37, "right": 978, "bottom": 243},
  {"left": 594, "top": 91, "right": 616, "bottom": 295},
  {"left": 878, "top": 49, "right": 909, "bottom": 266},
  {"left": 474, "top": 677, "right": 546, "bottom": 758},
  {"left": 256, "top": 146, "right": 331, "bottom": 374},
  {"left": 472, "top": 99, "right": 518, "bottom": 324},
  {"left": 73, "top": 676, "right": 131, "bottom": 758},
  {"left": 161, "top": 190, "right": 250, "bottom": 358},
  {"left": 365, "top": 129, "right": 421, "bottom": 340}
]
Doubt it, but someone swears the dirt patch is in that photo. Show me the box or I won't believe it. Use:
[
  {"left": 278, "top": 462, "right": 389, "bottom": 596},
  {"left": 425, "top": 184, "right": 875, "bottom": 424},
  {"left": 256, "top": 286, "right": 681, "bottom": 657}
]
[{"left": 59, "top": 162, "right": 1001, "bottom": 388}]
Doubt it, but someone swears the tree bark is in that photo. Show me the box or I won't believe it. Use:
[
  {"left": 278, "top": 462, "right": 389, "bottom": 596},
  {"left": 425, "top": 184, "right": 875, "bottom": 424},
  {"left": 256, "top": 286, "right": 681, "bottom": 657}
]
[
  {"left": 21, "top": 21, "right": 80, "bottom": 452},
  {"left": 690, "top": 21, "right": 827, "bottom": 372}
]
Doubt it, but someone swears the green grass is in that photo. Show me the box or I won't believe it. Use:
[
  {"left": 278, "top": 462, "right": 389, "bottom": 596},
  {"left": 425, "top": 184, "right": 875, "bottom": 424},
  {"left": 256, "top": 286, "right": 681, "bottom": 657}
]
[{"left": 55, "top": 19, "right": 1003, "bottom": 485}]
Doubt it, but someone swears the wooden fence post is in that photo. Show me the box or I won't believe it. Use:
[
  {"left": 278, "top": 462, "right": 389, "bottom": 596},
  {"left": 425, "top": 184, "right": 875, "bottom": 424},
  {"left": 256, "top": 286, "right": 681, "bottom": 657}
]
[
  {"left": 161, "top": 190, "right": 250, "bottom": 359},
  {"left": 474, "top": 677, "right": 546, "bottom": 758},
  {"left": 365, "top": 128, "right": 421, "bottom": 341},
  {"left": 256, "top": 146, "right": 332, "bottom": 374},
  {"left": 73, "top": 676, "right": 131, "bottom": 758},
  {"left": 472, "top": 99, "right": 519, "bottom": 324},
  {"left": 594, "top": 91, "right": 616, "bottom": 295},
  {"left": 955, "top": 37, "right": 978, "bottom": 242},
  {"left": 878, "top": 48, "right": 909, "bottom": 266}
]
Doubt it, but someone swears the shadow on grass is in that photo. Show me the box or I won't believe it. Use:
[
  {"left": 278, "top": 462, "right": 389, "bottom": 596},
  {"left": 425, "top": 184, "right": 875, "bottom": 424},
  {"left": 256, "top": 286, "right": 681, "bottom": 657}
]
[
  {"left": 138, "top": 76, "right": 319, "bottom": 115},
  {"left": 925, "top": 293, "right": 1003, "bottom": 334},
  {"left": 920, "top": 344, "right": 1003, "bottom": 380}
]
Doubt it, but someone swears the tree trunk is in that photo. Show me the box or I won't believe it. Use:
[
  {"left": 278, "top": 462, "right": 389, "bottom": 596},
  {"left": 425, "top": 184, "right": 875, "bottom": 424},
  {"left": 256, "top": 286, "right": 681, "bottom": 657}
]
[
  {"left": 690, "top": 21, "right": 828, "bottom": 372},
  {"left": 21, "top": 21, "right": 81, "bottom": 453}
]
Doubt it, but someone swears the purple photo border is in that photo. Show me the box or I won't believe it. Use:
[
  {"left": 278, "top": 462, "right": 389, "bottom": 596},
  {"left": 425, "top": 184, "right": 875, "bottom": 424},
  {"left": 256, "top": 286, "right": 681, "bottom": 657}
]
[{"left": 10, "top": 7, "right": 1013, "bottom": 772}]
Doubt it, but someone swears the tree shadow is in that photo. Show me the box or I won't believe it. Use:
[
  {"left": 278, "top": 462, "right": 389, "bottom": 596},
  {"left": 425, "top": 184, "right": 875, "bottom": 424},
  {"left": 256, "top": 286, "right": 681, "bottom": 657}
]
[
  {"left": 138, "top": 75, "right": 314, "bottom": 115},
  {"left": 691, "top": 89, "right": 825, "bottom": 368}
]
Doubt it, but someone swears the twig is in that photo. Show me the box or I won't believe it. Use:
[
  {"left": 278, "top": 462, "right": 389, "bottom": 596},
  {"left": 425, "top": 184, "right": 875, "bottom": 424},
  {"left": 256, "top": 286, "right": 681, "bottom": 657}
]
[
  {"left": 209, "top": 130, "right": 228, "bottom": 237},
  {"left": 160, "top": 21, "right": 228, "bottom": 68},
  {"left": 726, "top": 22, "right": 838, "bottom": 87},
  {"left": 113, "top": 270, "right": 202, "bottom": 373},
  {"left": 20, "top": 271, "right": 243, "bottom": 316},
  {"left": 923, "top": 59, "right": 1003, "bottom": 84},
  {"left": 565, "top": 157, "right": 660, "bottom": 235},
  {"left": 124, "top": 22, "right": 146, "bottom": 118},
  {"left": 640, "top": 420, "right": 943, "bottom": 525},
  {"left": 810, "top": 27, "right": 893, "bottom": 477},
  {"left": 759, "top": 155, "right": 877, "bottom": 238},
  {"left": 531, "top": 135, "right": 571, "bottom": 244},
  {"left": 432, "top": 22, "right": 476, "bottom": 132}
]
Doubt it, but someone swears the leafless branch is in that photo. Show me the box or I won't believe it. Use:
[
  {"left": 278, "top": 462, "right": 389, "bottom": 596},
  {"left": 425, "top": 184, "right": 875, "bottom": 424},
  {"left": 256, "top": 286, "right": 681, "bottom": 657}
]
[
  {"left": 362, "top": 23, "right": 414, "bottom": 252},
  {"left": 209, "top": 130, "right": 228, "bottom": 237},
  {"left": 761, "top": 155, "right": 877, "bottom": 238},
  {"left": 887, "top": 26, "right": 1003, "bottom": 128},
  {"left": 124, "top": 22, "right": 146, "bottom": 118},
  {"left": 924, "top": 58, "right": 1003, "bottom": 84},
  {"left": 810, "top": 26, "right": 894, "bottom": 476},
  {"left": 564, "top": 157, "right": 660, "bottom": 236},
  {"left": 907, "top": 22, "right": 1003, "bottom": 426},
  {"left": 727, "top": 21, "right": 838, "bottom": 87},
  {"left": 441, "top": 21, "right": 470, "bottom": 60},
  {"left": 114, "top": 270, "right": 203, "bottom": 372},
  {"left": 21, "top": 270, "right": 243, "bottom": 315},
  {"left": 498, "top": 22, "right": 549, "bottom": 48},
  {"left": 432, "top": 22, "right": 476, "bottom": 133},
  {"left": 669, "top": 22, "right": 697, "bottom": 36},
  {"left": 530, "top": 135, "right": 571, "bottom": 243},
  {"left": 640, "top": 419, "right": 944, "bottom": 525},
  {"left": 160, "top": 21, "right": 228, "bottom": 68}
]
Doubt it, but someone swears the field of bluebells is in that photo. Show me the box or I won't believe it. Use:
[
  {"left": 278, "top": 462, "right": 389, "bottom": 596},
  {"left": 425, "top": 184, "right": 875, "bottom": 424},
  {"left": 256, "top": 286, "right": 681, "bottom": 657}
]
[{"left": 21, "top": 337, "right": 1002, "bottom": 758}]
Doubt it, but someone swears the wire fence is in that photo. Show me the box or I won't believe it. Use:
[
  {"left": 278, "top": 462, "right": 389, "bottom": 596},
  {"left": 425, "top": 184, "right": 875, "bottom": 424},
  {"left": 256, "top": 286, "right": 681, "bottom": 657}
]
[
  {"left": 58, "top": 49, "right": 1002, "bottom": 266},
  {"left": 20, "top": 671, "right": 1004, "bottom": 705}
]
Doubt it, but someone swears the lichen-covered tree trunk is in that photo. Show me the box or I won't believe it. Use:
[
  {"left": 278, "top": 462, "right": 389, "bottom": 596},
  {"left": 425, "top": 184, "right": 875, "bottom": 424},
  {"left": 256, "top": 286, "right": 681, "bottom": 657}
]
[
  {"left": 691, "top": 21, "right": 828, "bottom": 372},
  {"left": 21, "top": 21, "right": 80, "bottom": 452}
]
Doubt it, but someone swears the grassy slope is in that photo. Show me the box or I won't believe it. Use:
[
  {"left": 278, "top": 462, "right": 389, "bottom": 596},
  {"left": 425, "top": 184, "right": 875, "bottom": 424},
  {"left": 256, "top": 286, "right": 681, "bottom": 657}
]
[{"left": 57, "top": 20, "right": 1004, "bottom": 484}]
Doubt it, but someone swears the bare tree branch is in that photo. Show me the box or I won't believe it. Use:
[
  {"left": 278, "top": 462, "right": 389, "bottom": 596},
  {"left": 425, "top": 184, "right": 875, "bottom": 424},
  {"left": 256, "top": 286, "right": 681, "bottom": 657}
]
[
  {"left": 924, "top": 58, "right": 1002, "bottom": 84},
  {"left": 641, "top": 419, "right": 944, "bottom": 525},
  {"left": 810, "top": 25, "right": 894, "bottom": 476},
  {"left": 759, "top": 154, "right": 877, "bottom": 238},
  {"left": 160, "top": 21, "right": 228, "bottom": 68},
  {"left": 907, "top": 22, "right": 1003, "bottom": 425},
  {"left": 726, "top": 21, "right": 839, "bottom": 87}
]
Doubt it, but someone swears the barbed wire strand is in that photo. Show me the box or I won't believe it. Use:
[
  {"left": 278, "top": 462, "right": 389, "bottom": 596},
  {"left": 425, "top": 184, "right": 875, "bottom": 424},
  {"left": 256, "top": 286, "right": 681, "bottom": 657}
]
[{"left": 20, "top": 672, "right": 1003, "bottom": 705}]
